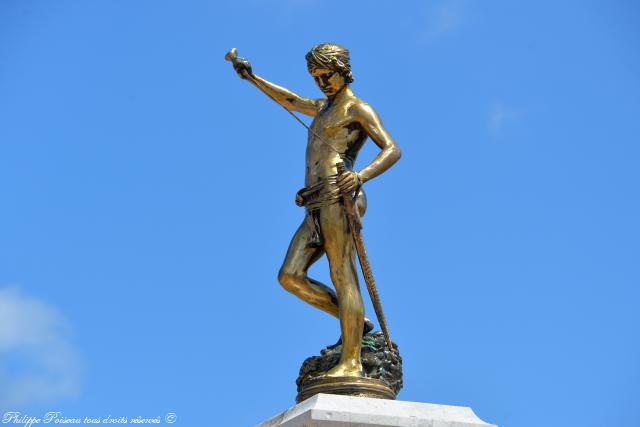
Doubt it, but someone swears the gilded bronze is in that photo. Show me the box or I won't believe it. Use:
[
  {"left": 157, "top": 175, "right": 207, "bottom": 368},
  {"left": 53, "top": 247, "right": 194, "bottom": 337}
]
[
  {"left": 296, "top": 377, "right": 395, "bottom": 403},
  {"left": 336, "top": 162, "right": 393, "bottom": 351},
  {"left": 226, "top": 44, "right": 401, "bottom": 381},
  {"left": 296, "top": 331, "right": 403, "bottom": 403}
]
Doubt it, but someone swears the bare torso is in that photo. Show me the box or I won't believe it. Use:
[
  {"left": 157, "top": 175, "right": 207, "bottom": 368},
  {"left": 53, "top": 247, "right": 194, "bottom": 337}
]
[{"left": 305, "top": 92, "right": 367, "bottom": 186}]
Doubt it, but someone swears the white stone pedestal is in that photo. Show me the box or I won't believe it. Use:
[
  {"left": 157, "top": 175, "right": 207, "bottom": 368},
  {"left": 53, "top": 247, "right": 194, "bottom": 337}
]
[{"left": 257, "top": 394, "right": 496, "bottom": 427}]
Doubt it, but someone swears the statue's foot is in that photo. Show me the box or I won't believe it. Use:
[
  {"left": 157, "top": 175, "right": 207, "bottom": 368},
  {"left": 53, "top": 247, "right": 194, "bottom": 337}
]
[
  {"left": 363, "top": 317, "right": 374, "bottom": 334},
  {"left": 324, "top": 361, "right": 363, "bottom": 378},
  {"left": 330, "top": 318, "right": 375, "bottom": 348}
]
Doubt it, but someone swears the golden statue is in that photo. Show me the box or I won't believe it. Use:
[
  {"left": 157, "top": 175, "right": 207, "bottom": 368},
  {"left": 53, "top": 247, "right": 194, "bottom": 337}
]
[{"left": 226, "top": 44, "right": 402, "bottom": 399}]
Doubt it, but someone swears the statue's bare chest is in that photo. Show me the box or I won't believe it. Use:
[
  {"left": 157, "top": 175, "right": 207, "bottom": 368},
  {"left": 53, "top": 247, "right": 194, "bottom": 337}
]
[{"left": 308, "top": 102, "right": 361, "bottom": 150}]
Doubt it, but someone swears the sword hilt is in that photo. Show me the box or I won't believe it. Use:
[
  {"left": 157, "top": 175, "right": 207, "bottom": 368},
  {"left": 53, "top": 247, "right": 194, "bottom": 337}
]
[
  {"left": 336, "top": 161, "right": 361, "bottom": 232},
  {"left": 224, "top": 47, "right": 238, "bottom": 62},
  {"left": 336, "top": 162, "right": 355, "bottom": 205},
  {"left": 225, "top": 47, "right": 253, "bottom": 81}
]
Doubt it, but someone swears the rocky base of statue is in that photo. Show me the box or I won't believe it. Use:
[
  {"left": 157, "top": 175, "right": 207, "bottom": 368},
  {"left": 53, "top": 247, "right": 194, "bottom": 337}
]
[{"left": 296, "top": 331, "right": 402, "bottom": 403}]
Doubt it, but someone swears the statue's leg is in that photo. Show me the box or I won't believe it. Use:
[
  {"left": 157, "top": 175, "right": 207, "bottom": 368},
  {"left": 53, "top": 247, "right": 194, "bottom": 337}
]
[
  {"left": 320, "top": 203, "right": 364, "bottom": 377},
  {"left": 278, "top": 218, "right": 339, "bottom": 318}
]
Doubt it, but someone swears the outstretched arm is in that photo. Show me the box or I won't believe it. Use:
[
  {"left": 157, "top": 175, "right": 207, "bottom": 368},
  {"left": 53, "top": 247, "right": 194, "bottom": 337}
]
[
  {"left": 230, "top": 54, "right": 322, "bottom": 117},
  {"left": 337, "top": 103, "right": 401, "bottom": 194},
  {"left": 249, "top": 74, "right": 322, "bottom": 117}
]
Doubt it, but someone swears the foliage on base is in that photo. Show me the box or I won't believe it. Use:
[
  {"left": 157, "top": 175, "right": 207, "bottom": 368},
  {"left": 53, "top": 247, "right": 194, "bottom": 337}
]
[{"left": 296, "top": 331, "right": 403, "bottom": 395}]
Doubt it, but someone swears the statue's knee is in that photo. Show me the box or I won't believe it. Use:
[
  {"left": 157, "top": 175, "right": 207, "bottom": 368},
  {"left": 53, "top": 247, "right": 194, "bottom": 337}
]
[{"left": 278, "top": 268, "right": 302, "bottom": 293}]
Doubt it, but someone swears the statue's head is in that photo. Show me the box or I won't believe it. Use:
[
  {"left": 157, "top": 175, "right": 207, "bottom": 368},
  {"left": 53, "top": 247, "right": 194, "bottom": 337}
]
[{"left": 306, "top": 43, "right": 353, "bottom": 96}]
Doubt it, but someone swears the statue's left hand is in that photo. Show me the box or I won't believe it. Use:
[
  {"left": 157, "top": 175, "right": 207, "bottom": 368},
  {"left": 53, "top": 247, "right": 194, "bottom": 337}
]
[{"left": 337, "top": 170, "right": 361, "bottom": 195}]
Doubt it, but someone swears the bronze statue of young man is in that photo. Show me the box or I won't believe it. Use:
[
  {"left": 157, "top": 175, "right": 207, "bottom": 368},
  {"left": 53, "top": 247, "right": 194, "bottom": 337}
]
[{"left": 228, "top": 43, "right": 401, "bottom": 378}]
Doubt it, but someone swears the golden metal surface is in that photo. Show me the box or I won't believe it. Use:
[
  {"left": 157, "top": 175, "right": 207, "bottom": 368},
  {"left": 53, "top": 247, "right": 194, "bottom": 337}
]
[
  {"left": 296, "top": 376, "right": 396, "bottom": 403},
  {"left": 336, "top": 162, "right": 393, "bottom": 351},
  {"left": 226, "top": 43, "right": 401, "bottom": 379}
]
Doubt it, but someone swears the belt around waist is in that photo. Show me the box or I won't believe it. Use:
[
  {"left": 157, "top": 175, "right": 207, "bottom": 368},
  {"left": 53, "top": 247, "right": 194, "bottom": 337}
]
[{"left": 299, "top": 175, "right": 342, "bottom": 211}]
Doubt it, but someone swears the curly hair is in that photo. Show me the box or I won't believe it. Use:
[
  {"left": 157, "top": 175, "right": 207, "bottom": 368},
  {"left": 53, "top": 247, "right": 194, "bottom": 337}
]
[{"left": 305, "top": 43, "right": 354, "bottom": 84}]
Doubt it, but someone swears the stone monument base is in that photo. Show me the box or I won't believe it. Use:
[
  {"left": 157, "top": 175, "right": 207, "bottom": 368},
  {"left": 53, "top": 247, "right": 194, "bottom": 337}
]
[{"left": 257, "top": 393, "right": 497, "bottom": 427}]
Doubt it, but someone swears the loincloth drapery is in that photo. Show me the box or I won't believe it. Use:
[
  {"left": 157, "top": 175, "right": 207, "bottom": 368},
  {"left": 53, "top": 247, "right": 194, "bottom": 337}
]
[{"left": 297, "top": 174, "right": 343, "bottom": 248}]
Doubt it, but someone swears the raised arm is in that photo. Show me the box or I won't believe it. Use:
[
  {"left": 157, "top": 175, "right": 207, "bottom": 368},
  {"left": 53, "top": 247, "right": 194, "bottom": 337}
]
[
  {"left": 249, "top": 74, "right": 321, "bottom": 117},
  {"left": 228, "top": 51, "right": 321, "bottom": 117}
]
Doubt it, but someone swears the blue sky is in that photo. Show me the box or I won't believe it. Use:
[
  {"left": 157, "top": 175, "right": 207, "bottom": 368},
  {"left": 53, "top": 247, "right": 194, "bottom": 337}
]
[{"left": 1, "top": 1, "right": 639, "bottom": 426}]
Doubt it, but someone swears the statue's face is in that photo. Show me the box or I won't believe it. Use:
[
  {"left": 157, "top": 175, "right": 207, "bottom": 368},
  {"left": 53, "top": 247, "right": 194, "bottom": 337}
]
[{"left": 310, "top": 67, "right": 345, "bottom": 96}]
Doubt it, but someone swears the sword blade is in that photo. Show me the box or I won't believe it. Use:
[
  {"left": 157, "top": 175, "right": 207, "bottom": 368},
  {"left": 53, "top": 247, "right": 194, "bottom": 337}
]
[{"left": 353, "top": 228, "right": 394, "bottom": 351}]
